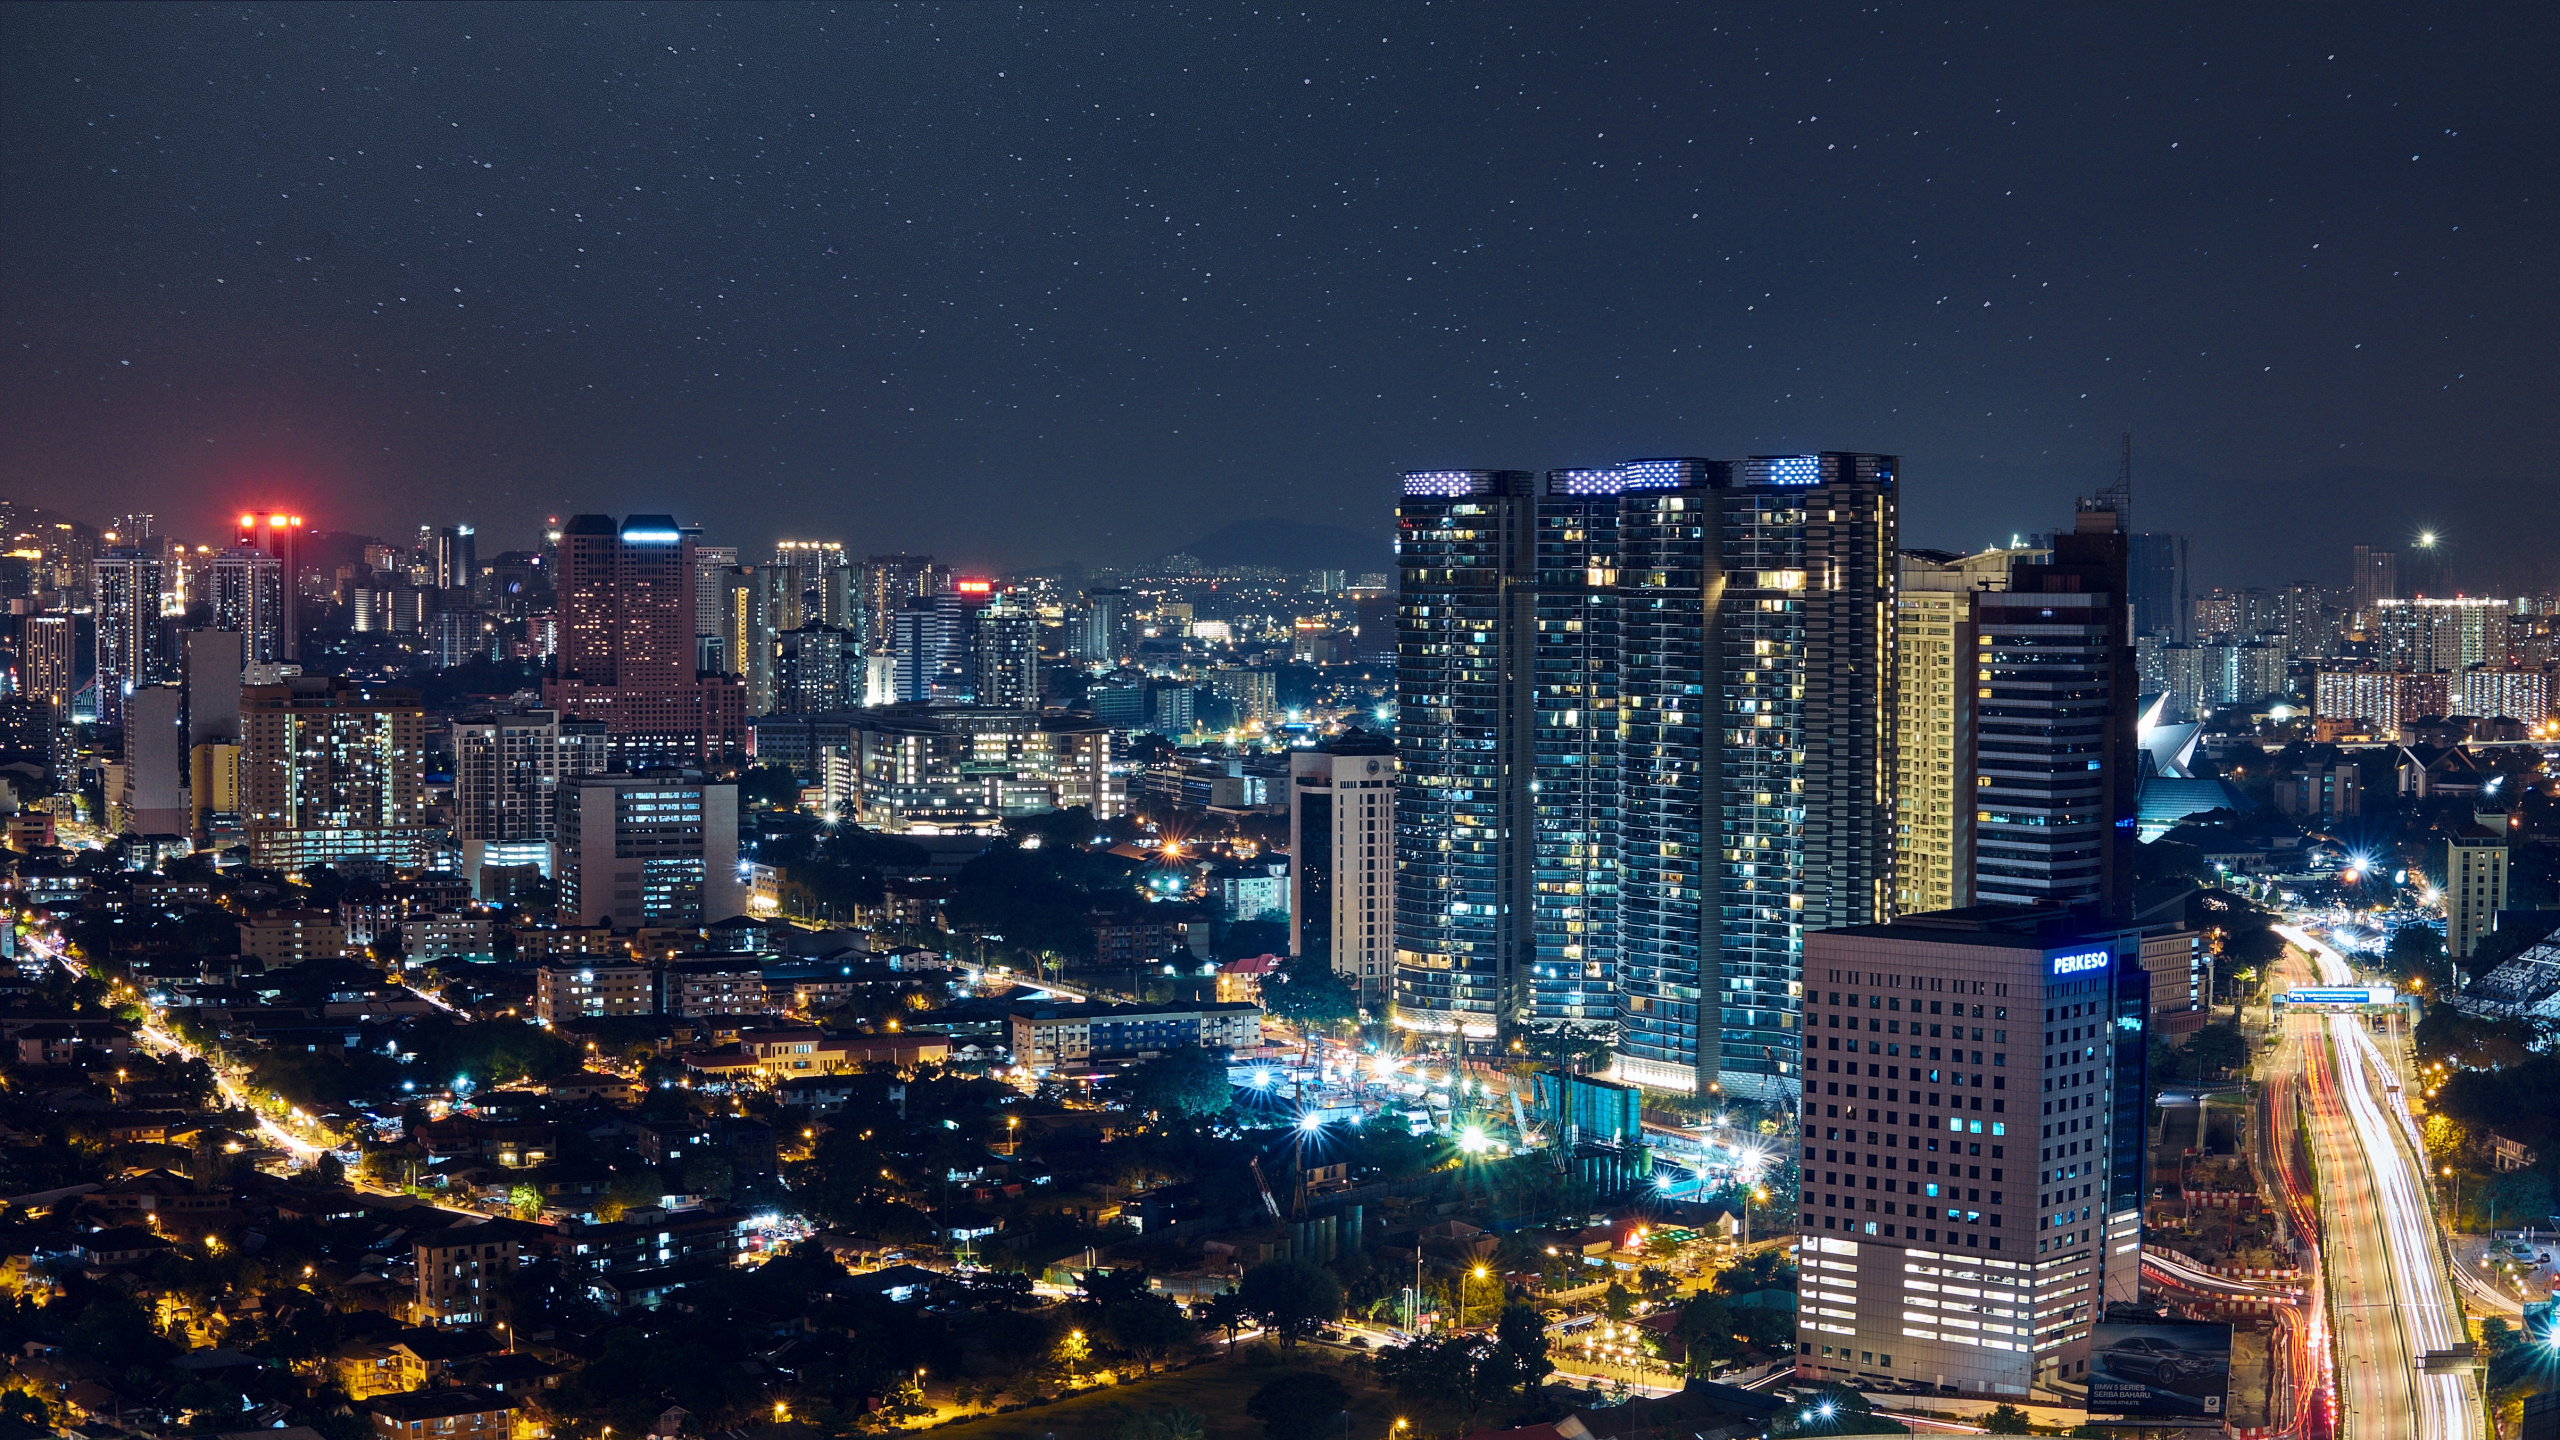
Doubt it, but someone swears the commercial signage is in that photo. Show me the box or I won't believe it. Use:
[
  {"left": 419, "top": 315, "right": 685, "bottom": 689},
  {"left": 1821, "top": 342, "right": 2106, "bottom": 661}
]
[
  {"left": 2050, "top": 948, "right": 2113, "bottom": 979},
  {"left": 2278, "top": 987, "right": 2396, "bottom": 1008},
  {"left": 2087, "top": 1318, "right": 2233, "bottom": 1425}
]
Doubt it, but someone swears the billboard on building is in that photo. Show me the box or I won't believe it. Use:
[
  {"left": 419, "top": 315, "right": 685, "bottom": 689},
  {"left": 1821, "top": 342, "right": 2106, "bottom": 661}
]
[{"left": 2087, "top": 1318, "right": 2233, "bottom": 1424}]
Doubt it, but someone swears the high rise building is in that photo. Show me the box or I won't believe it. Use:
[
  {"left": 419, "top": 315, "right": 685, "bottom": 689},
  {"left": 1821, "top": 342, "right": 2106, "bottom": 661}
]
[
  {"left": 2348, "top": 544, "right": 2398, "bottom": 630},
  {"left": 1077, "top": 587, "right": 1135, "bottom": 665},
  {"left": 543, "top": 515, "right": 747, "bottom": 759},
  {"left": 770, "top": 540, "right": 848, "bottom": 633},
  {"left": 183, "top": 628, "right": 245, "bottom": 840},
  {"left": 1796, "top": 907, "right": 2148, "bottom": 1402},
  {"left": 1393, "top": 469, "right": 1537, "bottom": 1040},
  {"left": 2126, "top": 533, "right": 2189, "bottom": 642},
  {"left": 2275, "top": 582, "right": 2343, "bottom": 662},
  {"left": 2459, "top": 669, "right": 2553, "bottom": 724},
  {"left": 1972, "top": 507, "right": 2137, "bottom": 919},
  {"left": 432, "top": 525, "right": 477, "bottom": 593},
  {"left": 92, "top": 546, "right": 166, "bottom": 728},
  {"left": 777, "top": 624, "right": 855, "bottom": 713},
  {"left": 1528, "top": 468, "right": 1626, "bottom": 1031},
  {"left": 558, "top": 772, "right": 744, "bottom": 928},
  {"left": 718, "top": 565, "right": 775, "bottom": 714},
  {"left": 451, "top": 708, "right": 609, "bottom": 894},
  {"left": 934, "top": 579, "right": 1000, "bottom": 689},
  {"left": 971, "top": 600, "right": 1040, "bottom": 708},
  {"left": 887, "top": 606, "right": 942, "bottom": 705},
  {"left": 2373, "top": 597, "right": 2509, "bottom": 674},
  {"left": 241, "top": 677, "right": 434, "bottom": 871},
  {"left": 1392, "top": 453, "right": 1898, "bottom": 1101},
  {"left": 2311, "top": 670, "right": 2448, "bottom": 740},
  {"left": 693, "top": 544, "right": 736, "bottom": 644},
  {"left": 1894, "top": 547, "right": 2037, "bottom": 916},
  {"left": 861, "top": 553, "right": 940, "bottom": 651},
  {"left": 19, "top": 614, "right": 74, "bottom": 719},
  {"left": 235, "top": 512, "right": 304, "bottom": 661},
  {"left": 2444, "top": 828, "right": 2509, "bottom": 963},
  {"left": 115, "top": 684, "right": 189, "bottom": 835},
  {"left": 1290, "top": 732, "right": 1397, "bottom": 1010},
  {"left": 206, "top": 546, "right": 285, "bottom": 663}
]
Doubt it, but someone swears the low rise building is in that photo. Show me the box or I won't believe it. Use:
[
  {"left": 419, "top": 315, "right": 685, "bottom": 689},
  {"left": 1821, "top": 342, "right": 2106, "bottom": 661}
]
[
  {"left": 238, "top": 910, "right": 349, "bottom": 967},
  {"left": 534, "top": 960, "right": 657, "bottom": 1024},
  {"left": 1008, "top": 999, "right": 1262, "bottom": 1072}
]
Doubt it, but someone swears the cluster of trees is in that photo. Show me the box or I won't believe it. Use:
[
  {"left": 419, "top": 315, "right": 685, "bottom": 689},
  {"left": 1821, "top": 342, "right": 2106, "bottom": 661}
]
[{"left": 1373, "top": 1303, "right": 1553, "bottom": 1434}]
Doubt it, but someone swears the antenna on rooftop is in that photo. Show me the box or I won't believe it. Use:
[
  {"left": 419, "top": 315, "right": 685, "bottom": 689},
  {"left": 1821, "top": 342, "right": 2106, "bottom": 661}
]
[{"left": 2092, "top": 431, "right": 2134, "bottom": 531}]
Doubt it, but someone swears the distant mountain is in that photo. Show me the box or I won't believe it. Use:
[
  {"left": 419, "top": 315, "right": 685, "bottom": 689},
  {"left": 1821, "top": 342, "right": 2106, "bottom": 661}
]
[{"left": 1168, "top": 516, "right": 1390, "bottom": 575}]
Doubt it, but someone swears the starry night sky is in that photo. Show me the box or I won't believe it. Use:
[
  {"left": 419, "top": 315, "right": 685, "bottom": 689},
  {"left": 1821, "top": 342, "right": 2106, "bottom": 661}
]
[{"left": 3, "top": 5, "right": 2551, "bottom": 587}]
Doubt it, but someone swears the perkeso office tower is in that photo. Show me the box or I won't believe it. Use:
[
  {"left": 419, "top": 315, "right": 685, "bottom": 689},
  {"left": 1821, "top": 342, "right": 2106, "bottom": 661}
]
[{"left": 1793, "top": 907, "right": 2147, "bottom": 1405}]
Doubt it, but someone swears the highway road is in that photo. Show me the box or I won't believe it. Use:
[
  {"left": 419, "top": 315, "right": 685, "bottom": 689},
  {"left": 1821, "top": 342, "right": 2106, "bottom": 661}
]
[{"left": 2275, "top": 924, "right": 2479, "bottom": 1440}]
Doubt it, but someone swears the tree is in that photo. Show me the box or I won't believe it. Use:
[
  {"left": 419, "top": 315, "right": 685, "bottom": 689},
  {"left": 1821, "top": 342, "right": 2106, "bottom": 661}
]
[
  {"left": 1111, "top": 1407, "right": 1207, "bottom": 1440},
  {"left": 1194, "top": 1290, "right": 1250, "bottom": 1354},
  {"left": 1375, "top": 1335, "right": 1511, "bottom": 1433},
  {"left": 1102, "top": 1295, "right": 1195, "bottom": 1373},
  {"left": 1603, "top": 1280, "right": 1633, "bottom": 1320},
  {"left": 1124, "top": 1047, "right": 1235, "bottom": 1122},
  {"left": 509, "top": 1184, "right": 545, "bottom": 1219},
  {"left": 1238, "top": 1259, "right": 1344, "bottom": 1347},
  {"left": 1244, "top": 1373, "right": 1349, "bottom": 1440},
  {"left": 1262, "top": 955, "right": 1358, "bottom": 1029},
  {"left": 1984, "top": 1404, "right": 2033, "bottom": 1434},
  {"left": 1673, "top": 1292, "right": 1739, "bottom": 1373},
  {"left": 2185, "top": 1021, "right": 2248, "bottom": 1081},
  {"left": 1490, "top": 1302, "right": 1554, "bottom": 1396}
]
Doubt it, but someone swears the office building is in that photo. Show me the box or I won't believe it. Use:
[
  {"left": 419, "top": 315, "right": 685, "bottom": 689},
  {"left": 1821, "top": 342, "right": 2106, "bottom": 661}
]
[
  {"left": 206, "top": 546, "right": 285, "bottom": 663},
  {"left": 431, "top": 525, "right": 477, "bottom": 593},
  {"left": 1971, "top": 507, "right": 2137, "bottom": 918},
  {"left": 1894, "top": 547, "right": 2035, "bottom": 916},
  {"left": 542, "top": 515, "right": 747, "bottom": 760},
  {"left": 933, "top": 578, "right": 1000, "bottom": 689},
  {"left": 1289, "top": 732, "right": 1396, "bottom": 1009},
  {"left": 2445, "top": 828, "right": 2509, "bottom": 962},
  {"left": 557, "top": 773, "right": 745, "bottom": 929},
  {"left": 2275, "top": 582, "right": 2343, "bottom": 662},
  {"left": 451, "top": 709, "right": 610, "bottom": 894},
  {"left": 2126, "top": 533, "right": 2189, "bottom": 642},
  {"left": 241, "top": 677, "right": 434, "bottom": 871},
  {"left": 1796, "top": 907, "right": 2147, "bottom": 1402},
  {"left": 971, "top": 600, "right": 1040, "bottom": 707},
  {"left": 93, "top": 547, "right": 165, "bottom": 728},
  {"left": 886, "top": 606, "right": 941, "bottom": 704}
]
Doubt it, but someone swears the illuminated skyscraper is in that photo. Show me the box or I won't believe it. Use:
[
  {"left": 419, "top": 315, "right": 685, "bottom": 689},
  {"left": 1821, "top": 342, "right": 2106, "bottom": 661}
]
[
  {"left": 207, "top": 546, "right": 285, "bottom": 663},
  {"left": 1971, "top": 505, "right": 2137, "bottom": 918},
  {"left": 542, "top": 515, "right": 747, "bottom": 759},
  {"left": 1393, "top": 469, "right": 1537, "bottom": 1040},
  {"left": 861, "top": 553, "right": 940, "bottom": 653},
  {"left": 235, "top": 512, "right": 304, "bottom": 661},
  {"left": 241, "top": 676, "right": 434, "bottom": 870},
  {"left": 92, "top": 546, "right": 165, "bottom": 728},
  {"left": 971, "top": 600, "right": 1040, "bottom": 708}
]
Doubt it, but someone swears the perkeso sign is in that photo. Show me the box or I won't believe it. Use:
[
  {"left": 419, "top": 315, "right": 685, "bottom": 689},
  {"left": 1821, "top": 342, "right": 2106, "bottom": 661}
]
[{"left": 2048, "top": 948, "right": 2113, "bottom": 979}]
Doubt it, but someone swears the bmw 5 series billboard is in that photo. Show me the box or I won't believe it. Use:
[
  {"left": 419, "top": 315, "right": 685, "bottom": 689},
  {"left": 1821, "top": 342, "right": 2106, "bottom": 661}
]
[{"left": 2087, "top": 1319, "right": 2233, "bottom": 1424}]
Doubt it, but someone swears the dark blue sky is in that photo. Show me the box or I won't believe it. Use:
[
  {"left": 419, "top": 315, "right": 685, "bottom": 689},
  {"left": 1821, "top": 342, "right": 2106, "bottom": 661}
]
[{"left": 3, "top": 4, "right": 2550, "bottom": 589}]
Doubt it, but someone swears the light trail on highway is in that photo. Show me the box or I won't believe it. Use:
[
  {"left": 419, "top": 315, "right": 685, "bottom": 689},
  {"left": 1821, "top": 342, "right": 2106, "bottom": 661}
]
[{"left": 2277, "top": 923, "right": 2478, "bottom": 1440}]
